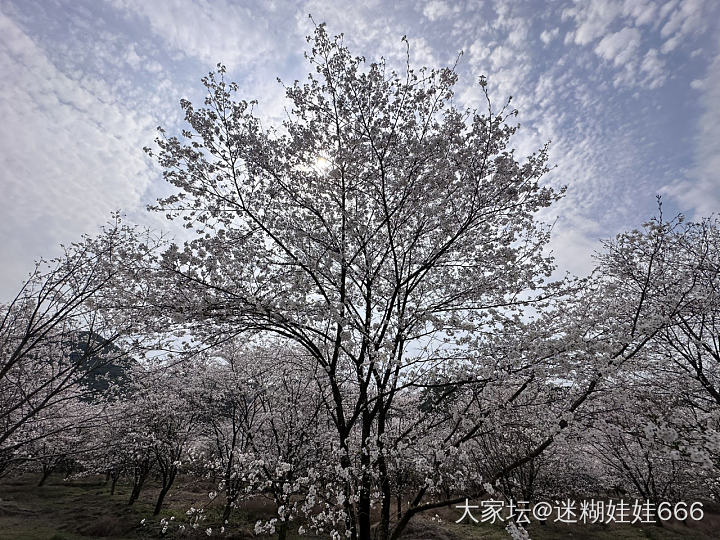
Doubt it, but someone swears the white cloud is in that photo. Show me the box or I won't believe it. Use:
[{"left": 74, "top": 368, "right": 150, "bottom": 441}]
[
  {"left": 564, "top": 0, "right": 623, "bottom": 46},
  {"left": 639, "top": 48, "right": 667, "bottom": 88},
  {"left": 109, "top": 0, "right": 290, "bottom": 69},
  {"left": 0, "top": 13, "right": 157, "bottom": 299},
  {"left": 469, "top": 38, "right": 490, "bottom": 62},
  {"left": 622, "top": 0, "right": 657, "bottom": 26},
  {"left": 546, "top": 218, "right": 604, "bottom": 278},
  {"left": 658, "top": 0, "right": 679, "bottom": 20},
  {"left": 540, "top": 27, "right": 559, "bottom": 45},
  {"left": 125, "top": 43, "right": 141, "bottom": 69},
  {"left": 0, "top": 0, "right": 716, "bottom": 297},
  {"left": 664, "top": 36, "right": 720, "bottom": 217},
  {"left": 661, "top": 0, "right": 702, "bottom": 37},
  {"left": 594, "top": 27, "right": 641, "bottom": 66},
  {"left": 659, "top": 0, "right": 707, "bottom": 53},
  {"left": 423, "top": 0, "right": 451, "bottom": 21},
  {"left": 561, "top": 0, "right": 708, "bottom": 91}
]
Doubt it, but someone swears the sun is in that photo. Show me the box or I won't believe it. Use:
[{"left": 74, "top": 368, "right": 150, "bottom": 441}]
[{"left": 315, "top": 156, "right": 330, "bottom": 171}]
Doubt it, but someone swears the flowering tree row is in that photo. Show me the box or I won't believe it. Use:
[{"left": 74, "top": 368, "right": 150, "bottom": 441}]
[{"left": 1, "top": 25, "right": 718, "bottom": 540}]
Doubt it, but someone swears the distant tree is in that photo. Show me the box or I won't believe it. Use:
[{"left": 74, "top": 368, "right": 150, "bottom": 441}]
[
  {"left": 15, "top": 399, "right": 95, "bottom": 486},
  {"left": 136, "top": 360, "right": 205, "bottom": 515},
  {"left": 583, "top": 382, "right": 704, "bottom": 506},
  {"left": 649, "top": 216, "right": 720, "bottom": 407},
  {"left": 189, "top": 341, "right": 329, "bottom": 538},
  {"left": 197, "top": 348, "right": 263, "bottom": 525},
  {"left": 0, "top": 218, "right": 161, "bottom": 472},
  {"left": 69, "top": 331, "right": 135, "bottom": 398},
  {"left": 598, "top": 212, "right": 720, "bottom": 481}
]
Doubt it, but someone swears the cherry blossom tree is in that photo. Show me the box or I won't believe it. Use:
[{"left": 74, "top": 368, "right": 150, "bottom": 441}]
[
  {"left": 583, "top": 383, "right": 705, "bottom": 505},
  {"left": 139, "top": 360, "right": 206, "bottom": 515},
  {"left": 0, "top": 218, "right": 161, "bottom": 472},
  {"left": 596, "top": 211, "right": 720, "bottom": 494},
  {"left": 142, "top": 24, "right": 718, "bottom": 540},
  {"left": 13, "top": 398, "right": 97, "bottom": 486},
  {"left": 145, "top": 23, "right": 565, "bottom": 539},
  {"left": 648, "top": 216, "right": 720, "bottom": 407},
  {"left": 185, "top": 340, "right": 330, "bottom": 538},
  {"left": 193, "top": 344, "right": 266, "bottom": 525}
]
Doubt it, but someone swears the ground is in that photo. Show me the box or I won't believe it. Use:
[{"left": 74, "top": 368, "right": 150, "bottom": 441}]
[{"left": 0, "top": 474, "right": 717, "bottom": 539}]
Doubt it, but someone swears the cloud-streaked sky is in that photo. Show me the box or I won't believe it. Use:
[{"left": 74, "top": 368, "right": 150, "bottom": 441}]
[{"left": 1, "top": 0, "right": 718, "bottom": 301}]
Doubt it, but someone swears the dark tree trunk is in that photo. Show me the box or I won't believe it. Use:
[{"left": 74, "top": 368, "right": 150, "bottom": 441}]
[
  {"left": 153, "top": 484, "right": 170, "bottom": 515},
  {"left": 128, "top": 488, "right": 138, "bottom": 505},
  {"left": 277, "top": 520, "right": 289, "bottom": 540},
  {"left": 110, "top": 471, "right": 119, "bottom": 496},
  {"left": 153, "top": 468, "right": 177, "bottom": 515},
  {"left": 339, "top": 448, "right": 358, "bottom": 540},
  {"left": 38, "top": 465, "right": 53, "bottom": 486},
  {"left": 222, "top": 498, "right": 233, "bottom": 525},
  {"left": 358, "top": 482, "right": 372, "bottom": 540},
  {"left": 358, "top": 412, "right": 373, "bottom": 540},
  {"left": 128, "top": 481, "right": 144, "bottom": 505},
  {"left": 376, "top": 449, "right": 391, "bottom": 539},
  {"left": 128, "top": 462, "right": 151, "bottom": 506}
]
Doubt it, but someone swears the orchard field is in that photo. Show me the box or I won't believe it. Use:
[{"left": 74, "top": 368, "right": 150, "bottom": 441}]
[
  {"left": 2, "top": 23, "right": 720, "bottom": 540},
  {"left": 1, "top": 474, "right": 719, "bottom": 539}
]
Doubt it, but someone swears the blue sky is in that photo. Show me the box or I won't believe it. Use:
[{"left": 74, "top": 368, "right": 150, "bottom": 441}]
[{"left": 1, "top": 0, "right": 718, "bottom": 300}]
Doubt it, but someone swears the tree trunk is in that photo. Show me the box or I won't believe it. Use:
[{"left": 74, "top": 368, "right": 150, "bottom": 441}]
[
  {"left": 376, "top": 455, "right": 392, "bottom": 540},
  {"left": 153, "top": 468, "right": 177, "bottom": 515},
  {"left": 110, "top": 472, "right": 119, "bottom": 496},
  {"left": 153, "top": 484, "right": 171, "bottom": 515},
  {"left": 128, "top": 482, "right": 143, "bottom": 505},
  {"left": 222, "top": 500, "right": 233, "bottom": 525},
  {"left": 38, "top": 465, "right": 53, "bottom": 486},
  {"left": 358, "top": 480, "right": 372, "bottom": 540},
  {"left": 358, "top": 413, "right": 373, "bottom": 540},
  {"left": 128, "top": 465, "right": 150, "bottom": 506},
  {"left": 338, "top": 449, "right": 358, "bottom": 540},
  {"left": 277, "top": 520, "right": 289, "bottom": 540}
]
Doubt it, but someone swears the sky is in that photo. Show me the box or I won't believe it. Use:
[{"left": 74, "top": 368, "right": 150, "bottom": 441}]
[{"left": 1, "top": 0, "right": 719, "bottom": 301}]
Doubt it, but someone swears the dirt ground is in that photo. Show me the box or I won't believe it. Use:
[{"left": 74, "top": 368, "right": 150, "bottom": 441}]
[{"left": 0, "top": 474, "right": 718, "bottom": 539}]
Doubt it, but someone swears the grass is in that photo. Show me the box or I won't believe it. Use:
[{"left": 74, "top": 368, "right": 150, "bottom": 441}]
[
  {"left": 0, "top": 473, "right": 318, "bottom": 539},
  {"left": 0, "top": 475, "right": 146, "bottom": 539},
  {"left": 0, "top": 474, "right": 717, "bottom": 539}
]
